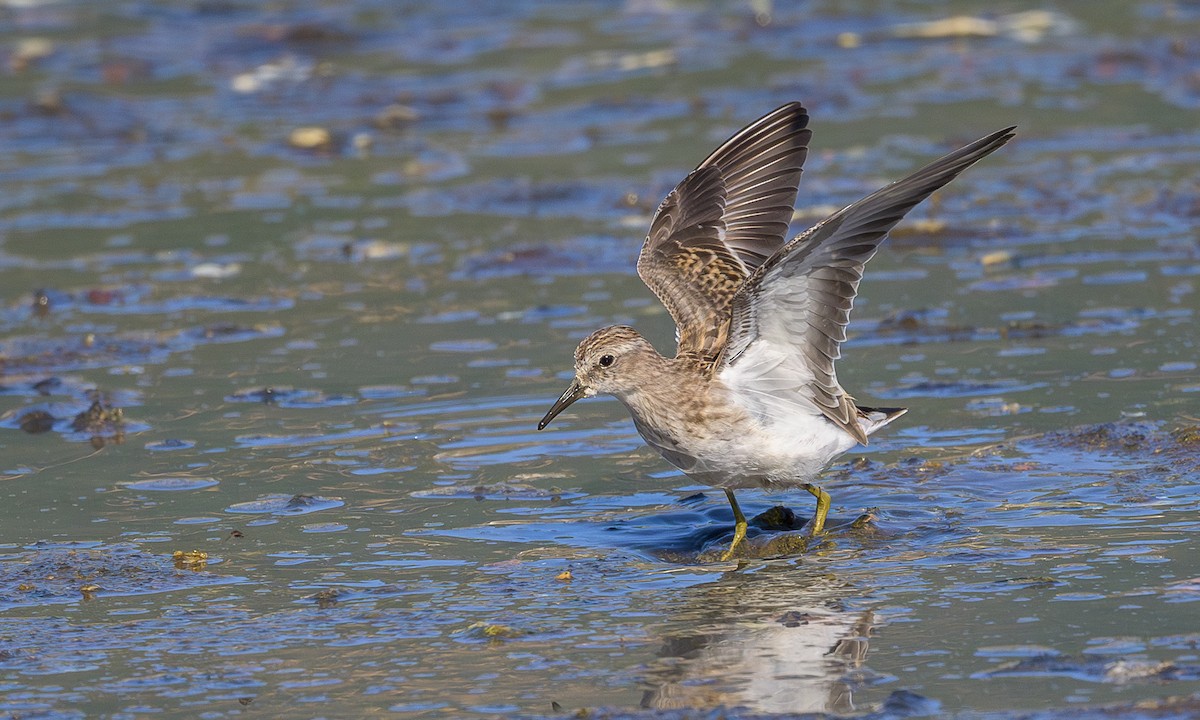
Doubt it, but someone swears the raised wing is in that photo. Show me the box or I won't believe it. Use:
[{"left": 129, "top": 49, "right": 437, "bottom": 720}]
[
  {"left": 722, "top": 126, "right": 1016, "bottom": 444},
  {"left": 637, "top": 102, "right": 811, "bottom": 362}
]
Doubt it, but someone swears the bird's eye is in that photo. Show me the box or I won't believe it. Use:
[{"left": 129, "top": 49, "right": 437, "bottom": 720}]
[{"left": 598, "top": 354, "right": 614, "bottom": 367}]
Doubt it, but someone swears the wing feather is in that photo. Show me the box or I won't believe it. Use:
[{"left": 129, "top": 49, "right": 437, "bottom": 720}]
[
  {"left": 722, "top": 126, "right": 1017, "bottom": 443},
  {"left": 637, "top": 102, "right": 811, "bottom": 361}
]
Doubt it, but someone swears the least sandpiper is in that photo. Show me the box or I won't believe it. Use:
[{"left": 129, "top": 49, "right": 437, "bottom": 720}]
[{"left": 539, "top": 102, "right": 1014, "bottom": 560}]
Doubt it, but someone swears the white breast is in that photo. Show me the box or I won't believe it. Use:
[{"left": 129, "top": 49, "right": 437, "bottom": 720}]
[{"left": 701, "top": 344, "right": 861, "bottom": 486}]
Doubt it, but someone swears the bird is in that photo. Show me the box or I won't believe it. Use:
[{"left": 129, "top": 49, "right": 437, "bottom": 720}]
[{"left": 538, "top": 101, "right": 1014, "bottom": 560}]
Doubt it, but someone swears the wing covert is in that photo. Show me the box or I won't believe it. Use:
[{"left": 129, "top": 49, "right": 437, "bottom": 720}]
[{"left": 637, "top": 102, "right": 811, "bottom": 361}]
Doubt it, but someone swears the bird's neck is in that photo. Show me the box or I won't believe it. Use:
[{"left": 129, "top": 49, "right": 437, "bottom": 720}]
[{"left": 615, "top": 353, "right": 710, "bottom": 433}]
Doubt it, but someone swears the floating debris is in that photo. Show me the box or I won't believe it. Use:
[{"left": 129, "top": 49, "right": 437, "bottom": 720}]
[
  {"left": 225, "top": 494, "right": 345, "bottom": 516},
  {"left": 411, "top": 482, "right": 581, "bottom": 502},
  {"left": 17, "top": 410, "right": 55, "bottom": 434},
  {"left": 189, "top": 262, "right": 242, "bottom": 279},
  {"left": 172, "top": 550, "right": 209, "bottom": 570},
  {"left": 123, "top": 477, "right": 219, "bottom": 492},
  {"left": 225, "top": 386, "right": 358, "bottom": 408},
  {"left": 890, "top": 10, "right": 1078, "bottom": 43},
  {"left": 31, "top": 288, "right": 50, "bottom": 316},
  {"left": 71, "top": 399, "right": 123, "bottom": 435},
  {"left": 458, "top": 622, "right": 524, "bottom": 641},
  {"left": 979, "top": 655, "right": 1200, "bottom": 683},
  {"left": 229, "top": 55, "right": 314, "bottom": 93},
  {"left": 144, "top": 438, "right": 196, "bottom": 452},
  {"left": 289, "top": 126, "right": 334, "bottom": 152},
  {"left": 309, "top": 588, "right": 346, "bottom": 609},
  {"left": 374, "top": 103, "right": 419, "bottom": 130},
  {"left": 9, "top": 37, "right": 54, "bottom": 73}
]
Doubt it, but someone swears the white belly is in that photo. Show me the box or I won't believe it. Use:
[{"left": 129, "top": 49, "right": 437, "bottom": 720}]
[{"left": 633, "top": 404, "right": 860, "bottom": 490}]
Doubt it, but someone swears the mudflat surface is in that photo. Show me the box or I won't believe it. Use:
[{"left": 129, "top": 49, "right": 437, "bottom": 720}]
[{"left": 0, "top": 1, "right": 1198, "bottom": 718}]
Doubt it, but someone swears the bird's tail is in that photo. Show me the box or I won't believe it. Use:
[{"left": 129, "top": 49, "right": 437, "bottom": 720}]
[{"left": 857, "top": 405, "right": 908, "bottom": 437}]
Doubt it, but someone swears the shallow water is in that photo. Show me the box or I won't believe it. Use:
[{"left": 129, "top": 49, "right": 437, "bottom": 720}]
[{"left": 0, "top": 1, "right": 1199, "bottom": 718}]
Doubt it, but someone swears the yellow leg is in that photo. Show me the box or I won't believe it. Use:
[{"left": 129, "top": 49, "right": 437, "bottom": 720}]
[
  {"left": 719, "top": 488, "right": 748, "bottom": 561},
  {"left": 801, "top": 483, "right": 831, "bottom": 535}
]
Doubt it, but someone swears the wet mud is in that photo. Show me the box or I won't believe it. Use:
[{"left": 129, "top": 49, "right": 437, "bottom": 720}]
[{"left": 0, "top": 0, "right": 1198, "bottom": 717}]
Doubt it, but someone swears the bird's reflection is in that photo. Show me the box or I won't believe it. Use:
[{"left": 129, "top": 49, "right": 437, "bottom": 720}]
[{"left": 639, "top": 564, "right": 873, "bottom": 714}]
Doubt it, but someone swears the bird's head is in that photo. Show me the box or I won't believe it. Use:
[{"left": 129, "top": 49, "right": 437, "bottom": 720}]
[{"left": 537, "top": 325, "right": 653, "bottom": 430}]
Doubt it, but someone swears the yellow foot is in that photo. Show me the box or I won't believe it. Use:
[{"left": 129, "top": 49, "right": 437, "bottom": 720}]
[
  {"left": 801, "top": 483, "right": 831, "bottom": 535},
  {"left": 719, "top": 488, "right": 748, "bottom": 561},
  {"left": 719, "top": 519, "right": 747, "bottom": 561}
]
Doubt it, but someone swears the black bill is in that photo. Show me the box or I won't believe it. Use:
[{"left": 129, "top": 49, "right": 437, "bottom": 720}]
[{"left": 537, "top": 379, "right": 586, "bottom": 430}]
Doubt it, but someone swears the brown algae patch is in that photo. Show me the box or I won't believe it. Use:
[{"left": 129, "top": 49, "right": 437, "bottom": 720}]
[
  {"left": 1043, "top": 423, "right": 1200, "bottom": 471},
  {"left": 0, "top": 543, "right": 235, "bottom": 609},
  {"left": 0, "top": 397, "right": 147, "bottom": 445},
  {"left": 1170, "top": 425, "right": 1200, "bottom": 446},
  {"left": 69, "top": 399, "right": 124, "bottom": 436}
]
